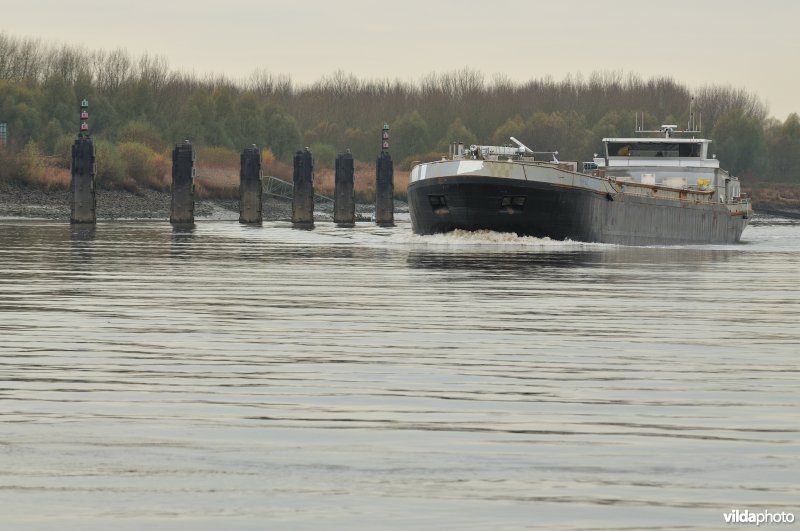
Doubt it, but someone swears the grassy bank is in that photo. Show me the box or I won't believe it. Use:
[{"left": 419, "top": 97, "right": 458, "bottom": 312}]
[
  {"left": 744, "top": 183, "right": 800, "bottom": 204},
  {"left": 0, "top": 144, "right": 410, "bottom": 202},
  {"left": 743, "top": 183, "right": 800, "bottom": 216}
]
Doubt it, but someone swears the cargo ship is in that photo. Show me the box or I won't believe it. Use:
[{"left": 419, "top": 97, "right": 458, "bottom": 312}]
[{"left": 407, "top": 121, "right": 751, "bottom": 245}]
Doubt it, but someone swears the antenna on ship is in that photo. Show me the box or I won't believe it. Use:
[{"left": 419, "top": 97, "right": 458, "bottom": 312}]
[
  {"left": 635, "top": 100, "right": 702, "bottom": 138},
  {"left": 687, "top": 97, "right": 701, "bottom": 136},
  {"left": 635, "top": 112, "right": 647, "bottom": 132}
]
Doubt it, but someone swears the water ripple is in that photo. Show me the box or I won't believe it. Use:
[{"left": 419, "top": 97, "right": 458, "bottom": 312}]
[{"left": 1, "top": 220, "right": 798, "bottom": 530}]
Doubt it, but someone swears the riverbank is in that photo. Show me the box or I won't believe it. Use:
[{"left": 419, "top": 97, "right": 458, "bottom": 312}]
[
  {"left": 743, "top": 185, "right": 800, "bottom": 219},
  {"left": 0, "top": 183, "right": 390, "bottom": 221},
  {"left": 1, "top": 182, "right": 797, "bottom": 221}
]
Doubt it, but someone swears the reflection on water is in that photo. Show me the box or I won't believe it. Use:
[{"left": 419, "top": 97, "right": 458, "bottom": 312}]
[
  {"left": 69, "top": 224, "right": 96, "bottom": 242},
  {"left": 0, "top": 220, "right": 798, "bottom": 530},
  {"left": 407, "top": 250, "right": 595, "bottom": 272}
]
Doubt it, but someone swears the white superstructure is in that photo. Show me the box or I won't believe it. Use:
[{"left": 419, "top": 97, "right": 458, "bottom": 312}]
[{"left": 597, "top": 123, "right": 743, "bottom": 203}]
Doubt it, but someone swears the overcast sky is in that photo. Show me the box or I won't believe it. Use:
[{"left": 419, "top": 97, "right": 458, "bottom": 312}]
[{"left": 2, "top": 0, "right": 798, "bottom": 119}]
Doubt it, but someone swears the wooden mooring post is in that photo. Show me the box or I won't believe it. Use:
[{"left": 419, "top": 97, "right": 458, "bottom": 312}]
[
  {"left": 170, "top": 141, "right": 195, "bottom": 224},
  {"left": 375, "top": 151, "right": 394, "bottom": 226},
  {"left": 292, "top": 148, "right": 314, "bottom": 228},
  {"left": 70, "top": 137, "right": 96, "bottom": 224},
  {"left": 239, "top": 145, "right": 262, "bottom": 224},
  {"left": 334, "top": 151, "right": 355, "bottom": 226},
  {"left": 375, "top": 122, "right": 394, "bottom": 226},
  {"left": 70, "top": 98, "right": 95, "bottom": 224}
]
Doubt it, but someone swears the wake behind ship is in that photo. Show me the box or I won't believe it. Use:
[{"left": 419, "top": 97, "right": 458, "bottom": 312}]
[{"left": 408, "top": 125, "right": 751, "bottom": 245}]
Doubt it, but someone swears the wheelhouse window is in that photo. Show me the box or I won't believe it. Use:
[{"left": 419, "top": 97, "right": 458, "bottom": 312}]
[{"left": 607, "top": 142, "right": 702, "bottom": 158}]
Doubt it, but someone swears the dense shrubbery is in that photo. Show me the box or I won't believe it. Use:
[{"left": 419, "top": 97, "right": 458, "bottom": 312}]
[
  {"left": 196, "top": 145, "right": 238, "bottom": 167},
  {"left": 117, "top": 120, "right": 163, "bottom": 151},
  {"left": 0, "top": 141, "right": 68, "bottom": 189},
  {"left": 0, "top": 142, "right": 41, "bottom": 183},
  {"left": 308, "top": 143, "right": 336, "bottom": 167},
  {"left": 117, "top": 142, "right": 169, "bottom": 190},
  {"left": 93, "top": 140, "right": 126, "bottom": 187},
  {"left": 1, "top": 31, "right": 799, "bottom": 188}
]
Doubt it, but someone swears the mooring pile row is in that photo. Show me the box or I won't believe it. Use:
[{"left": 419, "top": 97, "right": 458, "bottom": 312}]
[{"left": 69, "top": 101, "right": 394, "bottom": 227}]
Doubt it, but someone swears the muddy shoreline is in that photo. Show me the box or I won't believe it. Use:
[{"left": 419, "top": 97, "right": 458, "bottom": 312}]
[{"left": 0, "top": 185, "right": 387, "bottom": 221}]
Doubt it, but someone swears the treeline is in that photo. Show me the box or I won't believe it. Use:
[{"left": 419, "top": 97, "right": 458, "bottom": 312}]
[{"left": 1, "top": 32, "right": 799, "bottom": 185}]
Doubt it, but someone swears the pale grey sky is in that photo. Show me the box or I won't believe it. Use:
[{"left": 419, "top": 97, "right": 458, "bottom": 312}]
[{"left": 2, "top": 0, "right": 798, "bottom": 119}]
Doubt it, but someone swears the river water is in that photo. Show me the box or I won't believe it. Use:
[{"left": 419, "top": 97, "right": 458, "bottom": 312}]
[{"left": 1, "top": 218, "right": 798, "bottom": 530}]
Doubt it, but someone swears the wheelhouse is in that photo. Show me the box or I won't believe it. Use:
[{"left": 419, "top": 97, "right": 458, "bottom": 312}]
[{"left": 605, "top": 138, "right": 708, "bottom": 159}]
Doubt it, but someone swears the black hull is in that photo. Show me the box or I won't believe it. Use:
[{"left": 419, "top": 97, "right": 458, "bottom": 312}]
[{"left": 408, "top": 176, "right": 748, "bottom": 245}]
